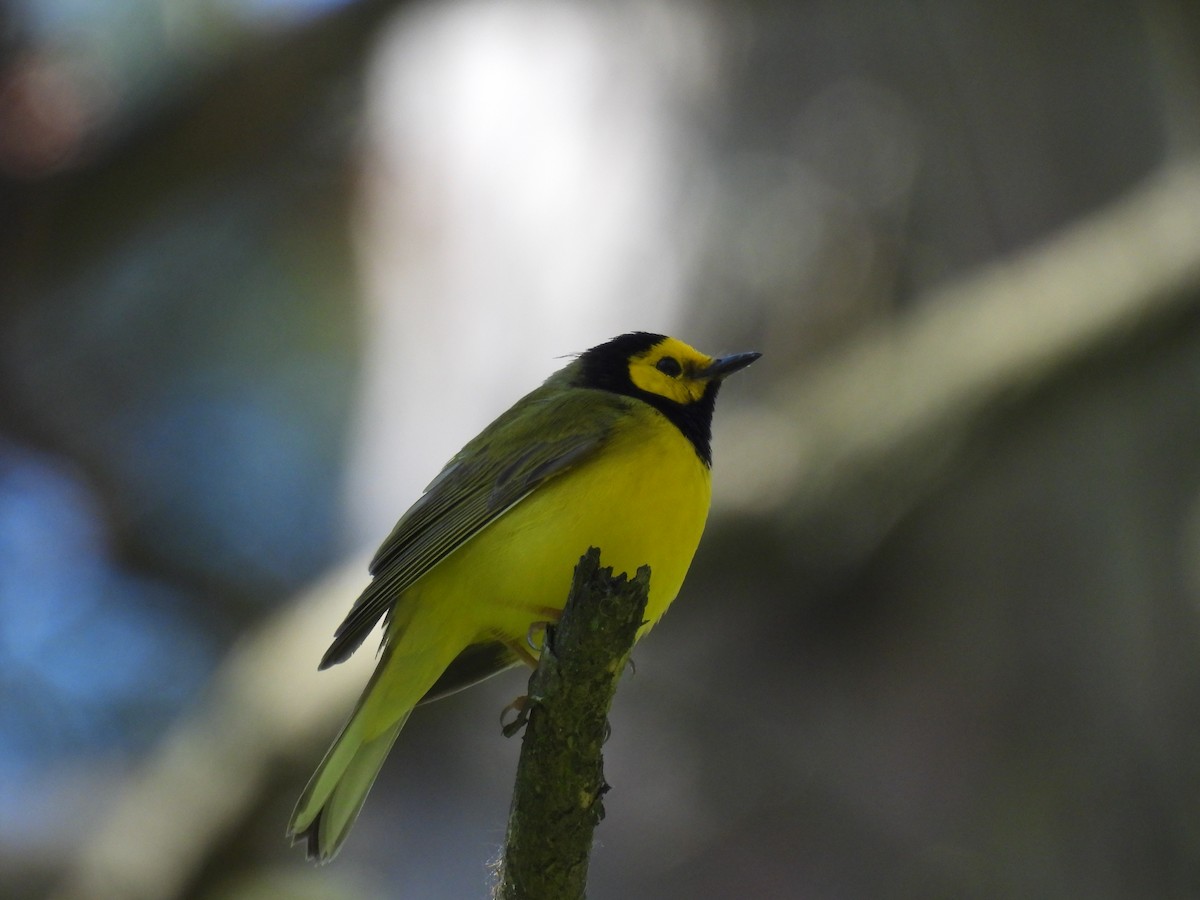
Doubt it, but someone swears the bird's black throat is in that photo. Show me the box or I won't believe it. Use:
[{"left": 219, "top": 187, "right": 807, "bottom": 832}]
[{"left": 576, "top": 332, "right": 718, "bottom": 467}]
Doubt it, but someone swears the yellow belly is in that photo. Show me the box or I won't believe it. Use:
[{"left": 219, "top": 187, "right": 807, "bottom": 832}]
[{"left": 409, "top": 406, "right": 712, "bottom": 646}]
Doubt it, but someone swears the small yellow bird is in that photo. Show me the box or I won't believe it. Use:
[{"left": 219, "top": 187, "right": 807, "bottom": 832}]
[{"left": 288, "top": 332, "right": 760, "bottom": 860}]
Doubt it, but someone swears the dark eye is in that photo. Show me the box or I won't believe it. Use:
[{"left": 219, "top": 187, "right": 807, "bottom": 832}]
[{"left": 656, "top": 356, "right": 682, "bottom": 378}]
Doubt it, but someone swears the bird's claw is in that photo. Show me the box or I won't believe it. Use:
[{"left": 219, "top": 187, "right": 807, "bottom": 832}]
[
  {"left": 500, "top": 695, "right": 530, "bottom": 737},
  {"left": 525, "top": 621, "right": 550, "bottom": 654}
]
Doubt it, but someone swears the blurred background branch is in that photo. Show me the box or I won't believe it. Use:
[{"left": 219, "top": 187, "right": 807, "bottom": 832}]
[
  {"left": 1, "top": 0, "right": 409, "bottom": 603},
  {"left": 720, "top": 157, "right": 1200, "bottom": 565},
  {"left": 50, "top": 557, "right": 375, "bottom": 900}
]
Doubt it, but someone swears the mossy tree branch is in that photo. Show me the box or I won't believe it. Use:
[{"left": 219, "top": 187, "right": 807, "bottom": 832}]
[{"left": 494, "top": 547, "right": 650, "bottom": 900}]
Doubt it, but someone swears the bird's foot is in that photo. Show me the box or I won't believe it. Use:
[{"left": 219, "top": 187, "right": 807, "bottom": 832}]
[{"left": 500, "top": 695, "right": 530, "bottom": 737}]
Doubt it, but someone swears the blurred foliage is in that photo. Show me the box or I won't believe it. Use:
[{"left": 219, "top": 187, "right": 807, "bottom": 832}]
[
  {"left": 2, "top": 0, "right": 1200, "bottom": 898},
  {"left": 0, "top": 0, "right": 379, "bottom": 850}
]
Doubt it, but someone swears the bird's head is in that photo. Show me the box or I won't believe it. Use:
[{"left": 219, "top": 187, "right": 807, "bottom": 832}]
[
  {"left": 575, "top": 332, "right": 760, "bottom": 464},
  {"left": 578, "top": 332, "right": 760, "bottom": 406}
]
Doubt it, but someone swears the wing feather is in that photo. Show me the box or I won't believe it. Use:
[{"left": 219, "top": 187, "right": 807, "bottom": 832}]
[{"left": 319, "top": 385, "right": 633, "bottom": 669}]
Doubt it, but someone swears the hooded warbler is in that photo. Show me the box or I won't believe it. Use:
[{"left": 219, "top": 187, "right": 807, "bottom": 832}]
[{"left": 289, "top": 331, "right": 760, "bottom": 860}]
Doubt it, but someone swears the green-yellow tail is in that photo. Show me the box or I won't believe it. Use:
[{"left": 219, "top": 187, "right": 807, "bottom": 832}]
[
  {"left": 287, "top": 700, "right": 408, "bottom": 862},
  {"left": 289, "top": 609, "right": 467, "bottom": 862}
]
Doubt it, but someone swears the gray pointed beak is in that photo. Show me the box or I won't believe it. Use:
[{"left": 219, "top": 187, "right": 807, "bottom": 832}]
[{"left": 701, "top": 350, "right": 761, "bottom": 380}]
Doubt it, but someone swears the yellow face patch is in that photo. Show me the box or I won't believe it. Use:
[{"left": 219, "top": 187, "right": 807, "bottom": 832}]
[{"left": 627, "top": 337, "right": 715, "bottom": 405}]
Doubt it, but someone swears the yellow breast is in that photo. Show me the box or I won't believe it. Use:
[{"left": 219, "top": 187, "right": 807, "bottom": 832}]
[{"left": 415, "top": 404, "right": 713, "bottom": 644}]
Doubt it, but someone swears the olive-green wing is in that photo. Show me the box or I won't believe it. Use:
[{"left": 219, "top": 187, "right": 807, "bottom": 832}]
[{"left": 318, "top": 385, "right": 632, "bottom": 669}]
